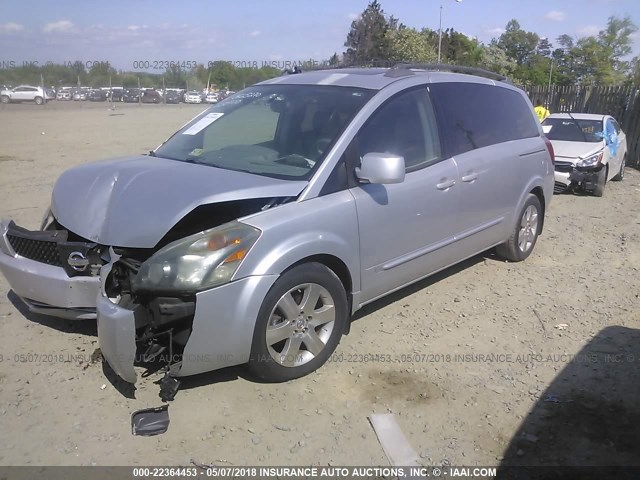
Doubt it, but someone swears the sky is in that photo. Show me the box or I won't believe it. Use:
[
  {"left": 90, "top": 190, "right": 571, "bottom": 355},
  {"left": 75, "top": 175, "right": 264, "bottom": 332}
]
[{"left": 1, "top": 0, "right": 639, "bottom": 71}]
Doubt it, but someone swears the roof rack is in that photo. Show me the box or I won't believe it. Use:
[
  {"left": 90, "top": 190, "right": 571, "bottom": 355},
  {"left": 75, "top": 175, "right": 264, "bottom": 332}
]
[
  {"left": 389, "top": 63, "right": 507, "bottom": 82},
  {"left": 278, "top": 61, "right": 508, "bottom": 82}
]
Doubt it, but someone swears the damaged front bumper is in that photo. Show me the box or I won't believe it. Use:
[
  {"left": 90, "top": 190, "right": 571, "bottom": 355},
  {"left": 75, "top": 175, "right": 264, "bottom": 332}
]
[
  {"left": 97, "top": 252, "right": 278, "bottom": 384},
  {"left": 554, "top": 162, "right": 604, "bottom": 193},
  {"left": 0, "top": 220, "right": 100, "bottom": 319}
]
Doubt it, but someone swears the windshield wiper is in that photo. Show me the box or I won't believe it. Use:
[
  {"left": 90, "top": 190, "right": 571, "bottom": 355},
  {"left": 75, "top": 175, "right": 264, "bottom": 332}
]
[{"left": 567, "top": 113, "right": 589, "bottom": 143}]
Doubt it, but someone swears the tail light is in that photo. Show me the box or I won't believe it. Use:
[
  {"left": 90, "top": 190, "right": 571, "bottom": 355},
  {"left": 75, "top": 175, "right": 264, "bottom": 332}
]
[{"left": 543, "top": 136, "right": 555, "bottom": 166}]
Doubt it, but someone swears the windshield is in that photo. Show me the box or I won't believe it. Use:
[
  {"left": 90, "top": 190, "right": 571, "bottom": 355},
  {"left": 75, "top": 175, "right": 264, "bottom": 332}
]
[
  {"left": 154, "top": 84, "right": 374, "bottom": 180},
  {"left": 542, "top": 118, "right": 603, "bottom": 143}
]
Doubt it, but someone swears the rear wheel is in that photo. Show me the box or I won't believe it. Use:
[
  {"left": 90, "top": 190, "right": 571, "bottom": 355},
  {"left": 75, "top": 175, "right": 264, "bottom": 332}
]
[
  {"left": 1, "top": 95, "right": 9, "bottom": 104},
  {"left": 248, "top": 262, "right": 348, "bottom": 382},
  {"left": 612, "top": 155, "right": 625, "bottom": 181},
  {"left": 496, "top": 194, "right": 542, "bottom": 262},
  {"left": 34, "top": 96, "right": 43, "bottom": 105},
  {"left": 593, "top": 166, "right": 607, "bottom": 197}
]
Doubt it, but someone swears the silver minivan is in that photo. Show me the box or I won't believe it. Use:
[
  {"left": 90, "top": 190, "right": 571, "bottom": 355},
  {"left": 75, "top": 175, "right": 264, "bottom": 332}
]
[{"left": 0, "top": 66, "right": 554, "bottom": 385}]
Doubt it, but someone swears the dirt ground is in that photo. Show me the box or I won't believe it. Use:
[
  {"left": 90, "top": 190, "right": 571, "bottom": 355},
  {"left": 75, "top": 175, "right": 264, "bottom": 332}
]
[{"left": 0, "top": 101, "right": 638, "bottom": 468}]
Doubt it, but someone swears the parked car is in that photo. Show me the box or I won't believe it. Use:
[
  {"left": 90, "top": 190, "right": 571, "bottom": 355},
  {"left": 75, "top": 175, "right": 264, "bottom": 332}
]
[
  {"left": 0, "top": 85, "right": 54, "bottom": 105},
  {"left": 205, "top": 92, "right": 218, "bottom": 104},
  {"left": 0, "top": 66, "right": 553, "bottom": 387},
  {"left": 56, "top": 90, "right": 72, "bottom": 101},
  {"left": 141, "top": 90, "right": 162, "bottom": 104},
  {"left": 542, "top": 113, "right": 627, "bottom": 196},
  {"left": 73, "top": 89, "right": 88, "bottom": 101},
  {"left": 165, "top": 90, "right": 180, "bottom": 104},
  {"left": 123, "top": 88, "right": 140, "bottom": 103},
  {"left": 109, "top": 88, "right": 124, "bottom": 102},
  {"left": 88, "top": 89, "right": 108, "bottom": 102},
  {"left": 184, "top": 90, "right": 202, "bottom": 103}
]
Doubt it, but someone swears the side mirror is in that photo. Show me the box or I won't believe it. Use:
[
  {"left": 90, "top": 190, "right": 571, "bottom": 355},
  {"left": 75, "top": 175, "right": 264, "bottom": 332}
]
[{"left": 356, "top": 152, "right": 405, "bottom": 184}]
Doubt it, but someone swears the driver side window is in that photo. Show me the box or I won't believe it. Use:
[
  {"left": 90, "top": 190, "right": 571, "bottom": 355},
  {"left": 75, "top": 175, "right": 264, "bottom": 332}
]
[{"left": 355, "top": 88, "right": 441, "bottom": 172}]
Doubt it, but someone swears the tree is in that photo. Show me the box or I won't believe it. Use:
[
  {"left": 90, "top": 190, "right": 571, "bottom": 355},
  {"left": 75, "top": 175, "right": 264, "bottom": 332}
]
[
  {"left": 343, "top": 0, "right": 395, "bottom": 64},
  {"left": 536, "top": 38, "right": 553, "bottom": 58},
  {"left": 630, "top": 56, "right": 640, "bottom": 85},
  {"left": 598, "top": 15, "right": 638, "bottom": 82},
  {"left": 207, "top": 61, "right": 236, "bottom": 89},
  {"left": 388, "top": 27, "right": 436, "bottom": 63},
  {"left": 87, "top": 61, "right": 118, "bottom": 87},
  {"left": 442, "top": 29, "right": 482, "bottom": 65},
  {"left": 479, "top": 44, "right": 517, "bottom": 77},
  {"left": 164, "top": 65, "right": 186, "bottom": 88},
  {"left": 570, "top": 36, "right": 614, "bottom": 84},
  {"left": 497, "top": 19, "right": 539, "bottom": 66}
]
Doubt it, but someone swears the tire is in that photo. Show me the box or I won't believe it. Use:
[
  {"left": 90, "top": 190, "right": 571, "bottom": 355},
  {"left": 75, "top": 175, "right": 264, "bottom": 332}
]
[
  {"left": 612, "top": 155, "right": 625, "bottom": 182},
  {"left": 496, "top": 194, "right": 542, "bottom": 262},
  {"left": 248, "top": 262, "right": 348, "bottom": 382},
  {"left": 593, "top": 166, "right": 607, "bottom": 197},
  {"left": 0, "top": 95, "right": 9, "bottom": 104},
  {"left": 34, "top": 96, "right": 43, "bottom": 105}
]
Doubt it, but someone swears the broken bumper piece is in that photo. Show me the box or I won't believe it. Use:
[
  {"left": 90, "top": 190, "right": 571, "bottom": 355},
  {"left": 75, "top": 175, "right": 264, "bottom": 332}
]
[
  {"left": 0, "top": 219, "right": 100, "bottom": 319},
  {"left": 97, "top": 251, "right": 278, "bottom": 384},
  {"left": 554, "top": 163, "right": 603, "bottom": 193}
]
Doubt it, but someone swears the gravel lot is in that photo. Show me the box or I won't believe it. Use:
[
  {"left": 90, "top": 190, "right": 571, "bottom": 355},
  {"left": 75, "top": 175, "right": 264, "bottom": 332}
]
[{"left": 0, "top": 102, "right": 638, "bottom": 468}]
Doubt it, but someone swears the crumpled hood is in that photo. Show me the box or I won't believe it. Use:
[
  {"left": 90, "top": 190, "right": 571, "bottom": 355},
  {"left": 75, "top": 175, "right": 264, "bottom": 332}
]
[
  {"left": 51, "top": 155, "right": 307, "bottom": 248},
  {"left": 550, "top": 140, "right": 605, "bottom": 162}
]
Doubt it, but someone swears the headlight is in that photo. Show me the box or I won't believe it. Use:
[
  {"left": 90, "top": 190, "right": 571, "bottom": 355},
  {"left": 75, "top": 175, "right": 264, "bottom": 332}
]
[
  {"left": 576, "top": 151, "right": 603, "bottom": 168},
  {"left": 132, "top": 222, "right": 260, "bottom": 292}
]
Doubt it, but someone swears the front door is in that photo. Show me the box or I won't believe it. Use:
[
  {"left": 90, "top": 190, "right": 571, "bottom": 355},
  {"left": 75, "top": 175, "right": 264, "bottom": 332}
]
[{"left": 349, "top": 88, "right": 461, "bottom": 304}]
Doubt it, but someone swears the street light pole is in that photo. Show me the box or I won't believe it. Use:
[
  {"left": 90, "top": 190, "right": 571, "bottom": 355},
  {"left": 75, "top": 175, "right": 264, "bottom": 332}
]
[
  {"left": 437, "top": 4, "right": 443, "bottom": 64},
  {"left": 437, "top": 0, "right": 462, "bottom": 64}
]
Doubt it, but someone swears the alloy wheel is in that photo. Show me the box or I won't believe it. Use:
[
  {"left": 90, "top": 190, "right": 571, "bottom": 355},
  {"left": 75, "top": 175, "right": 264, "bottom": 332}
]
[
  {"left": 518, "top": 205, "right": 538, "bottom": 253},
  {"left": 266, "top": 283, "right": 336, "bottom": 367}
]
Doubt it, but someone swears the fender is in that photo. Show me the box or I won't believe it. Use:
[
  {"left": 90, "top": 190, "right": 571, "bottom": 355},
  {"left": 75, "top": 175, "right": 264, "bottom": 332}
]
[{"left": 235, "top": 191, "right": 361, "bottom": 294}]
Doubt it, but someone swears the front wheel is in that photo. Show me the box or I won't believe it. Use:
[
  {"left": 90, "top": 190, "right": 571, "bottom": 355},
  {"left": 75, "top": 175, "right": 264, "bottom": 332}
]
[
  {"left": 34, "top": 96, "right": 43, "bottom": 105},
  {"left": 496, "top": 194, "right": 542, "bottom": 262},
  {"left": 1, "top": 95, "right": 9, "bottom": 104},
  {"left": 248, "top": 262, "right": 348, "bottom": 382}
]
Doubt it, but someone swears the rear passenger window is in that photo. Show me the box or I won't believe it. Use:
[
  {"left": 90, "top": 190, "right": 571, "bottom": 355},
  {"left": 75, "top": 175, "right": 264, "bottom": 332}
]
[
  {"left": 355, "top": 88, "right": 441, "bottom": 171},
  {"left": 430, "top": 83, "right": 539, "bottom": 157}
]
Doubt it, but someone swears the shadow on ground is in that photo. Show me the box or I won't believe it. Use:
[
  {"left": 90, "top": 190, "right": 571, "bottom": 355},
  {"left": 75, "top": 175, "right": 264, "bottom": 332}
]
[
  {"left": 497, "top": 325, "right": 640, "bottom": 479},
  {"left": 7, "top": 290, "right": 97, "bottom": 336}
]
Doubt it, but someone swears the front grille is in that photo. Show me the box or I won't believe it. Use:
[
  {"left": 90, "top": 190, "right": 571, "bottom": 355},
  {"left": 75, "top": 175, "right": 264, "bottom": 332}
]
[
  {"left": 554, "top": 181, "right": 569, "bottom": 193},
  {"left": 7, "top": 234, "right": 63, "bottom": 266}
]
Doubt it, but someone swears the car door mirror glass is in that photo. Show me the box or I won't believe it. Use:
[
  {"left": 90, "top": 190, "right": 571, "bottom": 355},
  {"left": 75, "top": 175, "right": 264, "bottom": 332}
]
[{"left": 356, "top": 152, "right": 405, "bottom": 184}]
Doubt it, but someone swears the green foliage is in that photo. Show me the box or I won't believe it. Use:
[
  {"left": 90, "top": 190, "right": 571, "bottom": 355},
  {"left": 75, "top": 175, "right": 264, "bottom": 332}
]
[
  {"left": 388, "top": 28, "right": 436, "bottom": 63},
  {"left": 343, "top": 0, "right": 394, "bottom": 64},
  {"left": 497, "top": 20, "right": 540, "bottom": 66},
  {"left": 0, "top": 61, "right": 283, "bottom": 91},
  {"left": 341, "top": 3, "right": 638, "bottom": 86},
  {"left": 479, "top": 45, "right": 517, "bottom": 77}
]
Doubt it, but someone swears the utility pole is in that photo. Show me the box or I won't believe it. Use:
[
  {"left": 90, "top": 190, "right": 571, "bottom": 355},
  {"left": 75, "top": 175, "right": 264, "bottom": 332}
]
[
  {"left": 437, "top": 0, "right": 462, "bottom": 64},
  {"left": 547, "top": 59, "right": 554, "bottom": 109}
]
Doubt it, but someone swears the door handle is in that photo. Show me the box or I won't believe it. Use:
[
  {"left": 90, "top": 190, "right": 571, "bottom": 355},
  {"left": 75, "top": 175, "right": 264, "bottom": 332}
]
[
  {"left": 461, "top": 173, "right": 478, "bottom": 182},
  {"left": 436, "top": 179, "right": 456, "bottom": 190}
]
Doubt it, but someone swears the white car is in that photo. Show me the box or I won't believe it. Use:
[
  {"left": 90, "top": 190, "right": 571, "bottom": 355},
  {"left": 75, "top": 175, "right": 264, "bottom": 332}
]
[
  {"left": 205, "top": 92, "right": 218, "bottom": 103},
  {"left": 185, "top": 91, "right": 202, "bottom": 104},
  {"left": 543, "top": 113, "right": 627, "bottom": 197},
  {"left": 0, "top": 85, "right": 55, "bottom": 105},
  {"left": 56, "top": 90, "right": 72, "bottom": 101}
]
